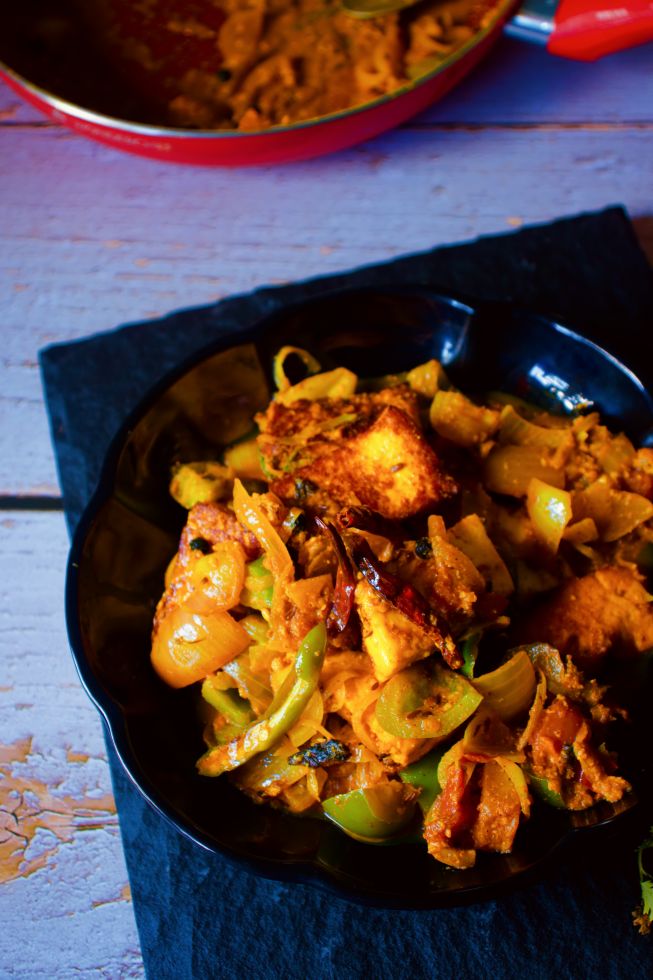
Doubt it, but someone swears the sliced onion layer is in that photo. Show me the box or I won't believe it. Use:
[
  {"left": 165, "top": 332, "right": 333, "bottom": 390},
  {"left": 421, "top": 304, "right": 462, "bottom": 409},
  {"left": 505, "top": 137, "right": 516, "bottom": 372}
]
[
  {"left": 473, "top": 650, "right": 536, "bottom": 721},
  {"left": 151, "top": 605, "right": 250, "bottom": 688}
]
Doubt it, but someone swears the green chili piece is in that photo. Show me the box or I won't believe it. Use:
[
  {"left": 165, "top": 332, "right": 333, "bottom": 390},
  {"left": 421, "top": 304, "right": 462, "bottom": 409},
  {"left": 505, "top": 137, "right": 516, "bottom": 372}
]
[
  {"left": 460, "top": 633, "right": 480, "bottom": 680},
  {"left": 197, "top": 623, "right": 327, "bottom": 776}
]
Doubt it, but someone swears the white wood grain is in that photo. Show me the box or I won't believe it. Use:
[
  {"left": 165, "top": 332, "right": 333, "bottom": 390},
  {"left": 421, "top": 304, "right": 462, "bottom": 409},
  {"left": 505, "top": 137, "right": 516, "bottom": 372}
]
[{"left": 0, "top": 511, "right": 144, "bottom": 979}]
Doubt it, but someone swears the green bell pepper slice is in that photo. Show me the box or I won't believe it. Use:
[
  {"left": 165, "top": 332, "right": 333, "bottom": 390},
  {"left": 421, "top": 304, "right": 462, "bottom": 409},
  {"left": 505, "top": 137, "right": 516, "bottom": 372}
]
[
  {"left": 201, "top": 681, "right": 256, "bottom": 728},
  {"left": 240, "top": 557, "right": 274, "bottom": 612},
  {"left": 460, "top": 633, "right": 480, "bottom": 680},
  {"left": 197, "top": 622, "right": 327, "bottom": 776},
  {"left": 399, "top": 745, "right": 448, "bottom": 814},
  {"left": 322, "top": 782, "right": 416, "bottom": 842},
  {"left": 375, "top": 661, "right": 483, "bottom": 740},
  {"left": 526, "top": 770, "right": 565, "bottom": 808}
]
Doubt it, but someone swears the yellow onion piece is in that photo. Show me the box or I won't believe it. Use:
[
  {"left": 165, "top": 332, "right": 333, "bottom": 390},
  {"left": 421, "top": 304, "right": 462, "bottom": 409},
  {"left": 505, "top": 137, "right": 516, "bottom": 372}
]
[
  {"left": 169, "top": 461, "right": 234, "bottom": 509},
  {"left": 285, "top": 574, "right": 334, "bottom": 627},
  {"left": 473, "top": 650, "right": 536, "bottom": 721},
  {"left": 463, "top": 707, "right": 523, "bottom": 762},
  {"left": 469, "top": 762, "right": 525, "bottom": 856},
  {"left": 572, "top": 483, "right": 653, "bottom": 542},
  {"left": 526, "top": 478, "right": 572, "bottom": 553},
  {"left": 429, "top": 390, "right": 500, "bottom": 447},
  {"left": 222, "top": 647, "right": 274, "bottom": 714},
  {"left": 406, "top": 359, "right": 448, "bottom": 398},
  {"left": 498, "top": 404, "right": 573, "bottom": 451},
  {"left": 513, "top": 561, "right": 561, "bottom": 599},
  {"left": 447, "top": 513, "right": 514, "bottom": 596},
  {"left": 306, "top": 767, "right": 328, "bottom": 803},
  {"left": 273, "top": 346, "right": 322, "bottom": 391},
  {"left": 591, "top": 431, "right": 635, "bottom": 475},
  {"left": 223, "top": 437, "right": 266, "bottom": 481},
  {"left": 151, "top": 605, "right": 250, "bottom": 689},
  {"left": 517, "top": 668, "right": 547, "bottom": 750},
  {"left": 351, "top": 707, "right": 386, "bottom": 758},
  {"left": 323, "top": 674, "right": 366, "bottom": 714},
  {"left": 484, "top": 445, "right": 566, "bottom": 498},
  {"left": 188, "top": 541, "right": 246, "bottom": 613},
  {"left": 239, "top": 614, "right": 270, "bottom": 645},
  {"left": 494, "top": 758, "right": 531, "bottom": 817},
  {"left": 232, "top": 479, "right": 293, "bottom": 580},
  {"left": 563, "top": 517, "right": 599, "bottom": 547},
  {"left": 353, "top": 530, "right": 394, "bottom": 562},
  {"left": 436, "top": 741, "right": 466, "bottom": 788},
  {"left": 204, "top": 670, "right": 236, "bottom": 693},
  {"left": 275, "top": 362, "right": 357, "bottom": 406},
  {"left": 346, "top": 675, "right": 385, "bottom": 756},
  {"left": 288, "top": 689, "right": 327, "bottom": 748},
  {"left": 282, "top": 779, "right": 323, "bottom": 813}
]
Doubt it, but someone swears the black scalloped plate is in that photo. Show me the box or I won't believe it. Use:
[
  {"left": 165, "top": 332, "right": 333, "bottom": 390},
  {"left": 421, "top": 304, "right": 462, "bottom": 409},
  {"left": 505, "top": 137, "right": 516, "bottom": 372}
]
[{"left": 66, "top": 288, "right": 653, "bottom": 908}]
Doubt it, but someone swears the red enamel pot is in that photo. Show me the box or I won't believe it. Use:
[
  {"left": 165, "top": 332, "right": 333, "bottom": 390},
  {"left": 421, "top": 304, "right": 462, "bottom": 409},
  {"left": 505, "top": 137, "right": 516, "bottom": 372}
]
[{"left": 0, "top": 0, "right": 651, "bottom": 166}]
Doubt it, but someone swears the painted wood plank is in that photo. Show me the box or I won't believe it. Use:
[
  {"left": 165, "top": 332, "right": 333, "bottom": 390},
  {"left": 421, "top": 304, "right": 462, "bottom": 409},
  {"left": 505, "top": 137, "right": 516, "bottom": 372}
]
[
  {"left": 2, "top": 124, "right": 652, "bottom": 497},
  {"left": 2, "top": 29, "right": 651, "bottom": 978},
  {"left": 0, "top": 510, "right": 144, "bottom": 978},
  {"left": 1, "top": 38, "right": 652, "bottom": 128}
]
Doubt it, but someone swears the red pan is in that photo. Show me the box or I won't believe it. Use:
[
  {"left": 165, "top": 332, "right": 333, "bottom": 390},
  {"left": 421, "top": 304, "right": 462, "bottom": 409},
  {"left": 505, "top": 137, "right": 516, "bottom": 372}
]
[{"left": 0, "top": 0, "right": 651, "bottom": 166}]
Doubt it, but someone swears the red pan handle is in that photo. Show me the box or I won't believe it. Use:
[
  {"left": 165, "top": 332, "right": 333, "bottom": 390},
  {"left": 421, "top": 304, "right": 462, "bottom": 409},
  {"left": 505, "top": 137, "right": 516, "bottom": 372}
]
[{"left": 547, "top": 0, "right": 653, "bottom": 59}]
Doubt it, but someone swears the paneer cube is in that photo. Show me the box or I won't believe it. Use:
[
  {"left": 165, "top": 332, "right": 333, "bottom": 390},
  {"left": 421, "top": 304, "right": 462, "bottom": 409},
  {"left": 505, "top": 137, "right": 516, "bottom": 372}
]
[
  {"left": 293, "top": 406, "right": 454, "bottom": 519},
  {"left": 257, "top": 386, "right": 455, "bottom": 519},
  {"left": 355, "top": 578, "right": 437, "bottom": 682}
]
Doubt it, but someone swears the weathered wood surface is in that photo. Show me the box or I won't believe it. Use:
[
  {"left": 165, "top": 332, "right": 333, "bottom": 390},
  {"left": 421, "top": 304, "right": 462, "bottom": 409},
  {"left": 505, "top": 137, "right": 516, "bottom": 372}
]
[
  {"left": 0, "top": 513, "right": 143, "bottom": 979},
  {"left": 1, "top": 31, "right": 652, "bottom": 980}
]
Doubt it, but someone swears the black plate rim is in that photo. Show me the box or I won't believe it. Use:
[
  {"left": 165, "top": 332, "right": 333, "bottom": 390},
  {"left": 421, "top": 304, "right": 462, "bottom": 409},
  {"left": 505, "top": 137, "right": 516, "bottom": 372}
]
[{"left": 64, "top": 285, "right": 653, "bottom": 908}]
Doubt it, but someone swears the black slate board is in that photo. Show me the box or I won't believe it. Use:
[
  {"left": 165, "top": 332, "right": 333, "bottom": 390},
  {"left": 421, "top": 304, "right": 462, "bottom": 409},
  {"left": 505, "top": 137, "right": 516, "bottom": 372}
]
[{"left": 41, "top": 207, "right": 653, "bottom": 980}]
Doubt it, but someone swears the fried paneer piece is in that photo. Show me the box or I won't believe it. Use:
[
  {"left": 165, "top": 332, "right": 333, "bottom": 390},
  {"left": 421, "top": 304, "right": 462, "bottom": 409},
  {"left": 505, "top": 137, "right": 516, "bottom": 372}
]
[
  {"left": 355, "top": 578, "right": 441, "bottom": 682},
  {"left": 258, "top": 386, "right": 455, "bottom": 519},
  {"left": 330, "top": 406, "right": 454, "bottom": 519},
  {"left": 256, "top": 384, "right": 420, "bottom": 473},
  {"left": 515, "top": 566, "right": 653, "bottom": 669}
]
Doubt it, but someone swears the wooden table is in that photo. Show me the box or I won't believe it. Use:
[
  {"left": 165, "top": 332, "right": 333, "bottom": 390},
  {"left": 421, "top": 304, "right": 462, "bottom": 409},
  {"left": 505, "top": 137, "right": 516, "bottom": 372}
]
[{"left": 1, "top": 35, "right": 652, "bottom": 978}]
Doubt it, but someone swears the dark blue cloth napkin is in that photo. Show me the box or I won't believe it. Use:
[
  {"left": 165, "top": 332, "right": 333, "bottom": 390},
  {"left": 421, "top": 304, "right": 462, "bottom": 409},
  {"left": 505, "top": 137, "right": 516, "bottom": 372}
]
[{"left": 41, "top": 207, "right": 653, "bottom": 980}]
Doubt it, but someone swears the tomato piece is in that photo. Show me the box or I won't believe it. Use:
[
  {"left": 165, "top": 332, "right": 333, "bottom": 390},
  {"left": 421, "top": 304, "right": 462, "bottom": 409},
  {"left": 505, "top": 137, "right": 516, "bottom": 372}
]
[{"left": 534, "top": 697, "right": 584, "bottom": 751}]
